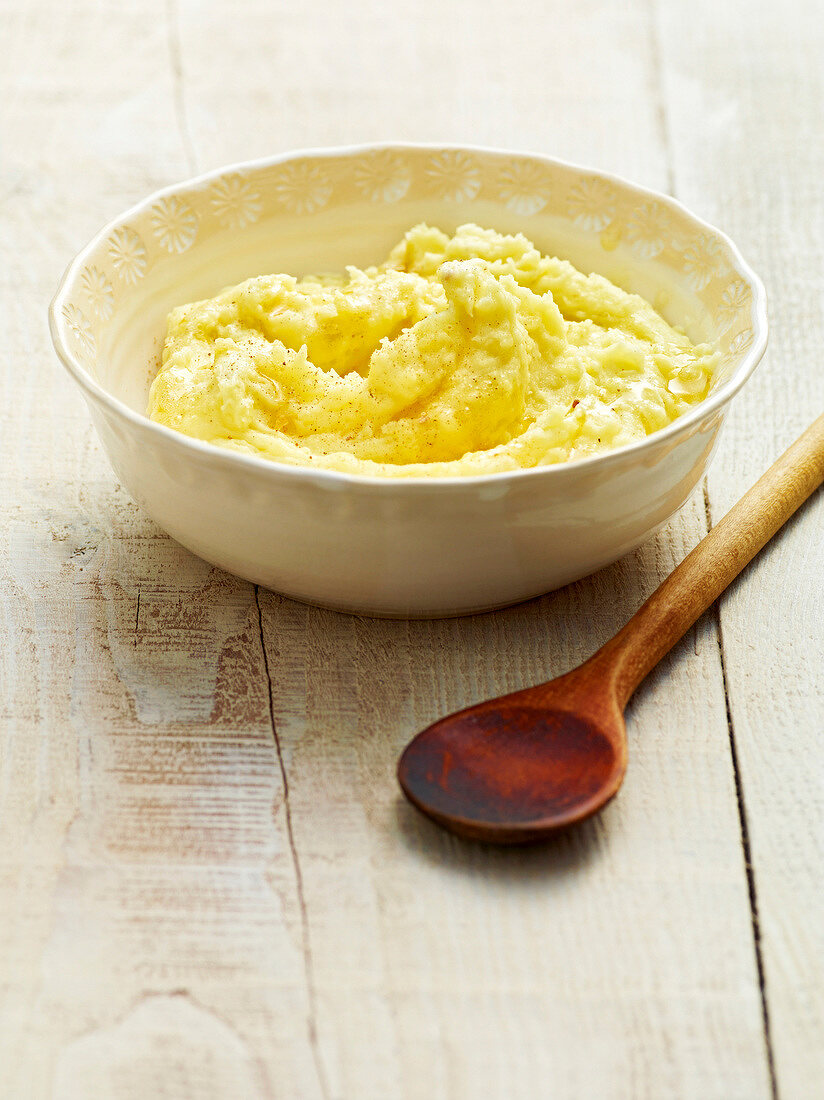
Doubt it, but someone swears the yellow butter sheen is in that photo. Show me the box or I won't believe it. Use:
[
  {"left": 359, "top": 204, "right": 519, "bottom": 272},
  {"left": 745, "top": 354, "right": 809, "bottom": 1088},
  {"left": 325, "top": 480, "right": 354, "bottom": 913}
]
[{"left": 148, "top": 223, "right": 719, "bottom": 476}]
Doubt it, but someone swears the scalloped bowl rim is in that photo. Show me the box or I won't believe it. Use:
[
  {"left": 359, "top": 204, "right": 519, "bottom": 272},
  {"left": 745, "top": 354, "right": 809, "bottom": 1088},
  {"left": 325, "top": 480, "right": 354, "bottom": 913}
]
[{"left": 49, "top": 141, "right": 768, "bottom": 491}]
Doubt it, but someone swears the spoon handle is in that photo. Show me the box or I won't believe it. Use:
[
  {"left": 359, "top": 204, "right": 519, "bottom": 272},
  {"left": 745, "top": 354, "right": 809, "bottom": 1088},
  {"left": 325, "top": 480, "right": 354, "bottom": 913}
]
[{"left": 594, "top": 413, "right": 824, "bottom": 707}]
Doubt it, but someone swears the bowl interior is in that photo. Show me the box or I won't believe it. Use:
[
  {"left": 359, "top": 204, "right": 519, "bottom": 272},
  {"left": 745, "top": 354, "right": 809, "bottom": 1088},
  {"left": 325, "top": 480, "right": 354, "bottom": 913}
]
[{"left": 54, "top": 146, "right": 763, "bottom": 422}]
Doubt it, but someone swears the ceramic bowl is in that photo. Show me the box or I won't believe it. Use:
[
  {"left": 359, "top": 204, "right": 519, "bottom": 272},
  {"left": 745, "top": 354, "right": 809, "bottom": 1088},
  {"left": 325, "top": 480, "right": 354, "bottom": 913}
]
[{"left": 49, "top": 144, "right": 767, "bottom": 617}]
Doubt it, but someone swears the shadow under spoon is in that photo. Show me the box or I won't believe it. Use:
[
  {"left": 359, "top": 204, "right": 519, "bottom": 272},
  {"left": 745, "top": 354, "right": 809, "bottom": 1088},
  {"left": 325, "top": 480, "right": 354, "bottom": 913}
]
[{"left": 398, "top": 413, "right": 824, "bottom": 843}]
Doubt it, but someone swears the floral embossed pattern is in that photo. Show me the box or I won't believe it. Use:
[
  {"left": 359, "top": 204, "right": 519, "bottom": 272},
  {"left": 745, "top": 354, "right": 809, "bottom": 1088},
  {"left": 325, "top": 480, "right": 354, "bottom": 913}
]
[
  {"left": 210, "top": 175, "right": 263, "bottom": 229},
  {"left": 496, "top": 160, "right": 548, "bottom": 216},
  {"left": 62, "top": 304, "right": 95, "bottom": 360},
  {"left": 274, "top": 162, "right": 333, "bottom": 214},
  {"left": 353, "top": 150, "right": 410, "bottom": 203},
  {"left": 722, "top": 328, "right": 755, "bottom": 364},
  {"left": 151, "top": 196, "right": 198, "bottom": 253},
  {"left": 717, "top": 280, "right": 752, "bottom": 330},
  {"left": 679, "top": 234, "right": 724, "bottom": 292},
  {"left": 425, "top": 151, "right": 481, "bottom": 202},
  {"left": 80, "top": 266, "right": 114, "bottom": 320},
  {"left": 566, "top": 177, "right": 617, "bottom": 232},
  {"left": 108, "top": 227, "right": 147, "bottom": 285},
  {"left": 626, "top": 202, "right": 671, "bottom": 260}
]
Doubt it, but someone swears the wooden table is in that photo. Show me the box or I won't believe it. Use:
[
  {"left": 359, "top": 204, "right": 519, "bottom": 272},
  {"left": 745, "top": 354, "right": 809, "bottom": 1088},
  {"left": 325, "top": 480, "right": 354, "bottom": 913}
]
[{"left": 2, "top": 2, "right": 822, "bottom": 1097}]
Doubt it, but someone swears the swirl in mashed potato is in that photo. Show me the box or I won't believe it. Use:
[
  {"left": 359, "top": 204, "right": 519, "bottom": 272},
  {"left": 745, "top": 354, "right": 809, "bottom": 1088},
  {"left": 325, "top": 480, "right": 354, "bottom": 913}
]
[{"left": 148, "top": 223, "right": 718, "bottom": 476}]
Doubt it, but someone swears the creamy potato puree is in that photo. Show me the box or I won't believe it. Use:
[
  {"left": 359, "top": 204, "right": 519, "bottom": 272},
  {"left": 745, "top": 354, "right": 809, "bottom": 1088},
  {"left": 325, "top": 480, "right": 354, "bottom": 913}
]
[{"left": 148, "top": 223, "right": 718, "bottom": 476}]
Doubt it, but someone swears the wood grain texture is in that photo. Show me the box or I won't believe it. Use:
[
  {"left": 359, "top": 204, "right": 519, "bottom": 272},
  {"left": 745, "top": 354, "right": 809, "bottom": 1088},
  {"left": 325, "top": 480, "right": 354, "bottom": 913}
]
[{"left": 0, "top": 0, "right": 819, "bottom": 1096}]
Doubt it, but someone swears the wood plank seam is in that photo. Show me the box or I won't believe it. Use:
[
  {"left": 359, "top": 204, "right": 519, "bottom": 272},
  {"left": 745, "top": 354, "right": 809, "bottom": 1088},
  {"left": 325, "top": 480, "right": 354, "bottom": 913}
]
[
  {"left": 646, "top": 0, "right": 676, "bottom": 196},
  {"left": 255, "top": 587, "right": 332, "bottom": 1100},
  {"left": 165, "top": 0, "right": 197, "bottom": 177},
  {"left": 651, "top": 0, "right": 779, "bottom": 1092},
  {"left": 162, "top": 13, "right": 329, "bottom": 1096},
  {"left": 703, "top": 487, "right": 780, "bottom": 1100}
]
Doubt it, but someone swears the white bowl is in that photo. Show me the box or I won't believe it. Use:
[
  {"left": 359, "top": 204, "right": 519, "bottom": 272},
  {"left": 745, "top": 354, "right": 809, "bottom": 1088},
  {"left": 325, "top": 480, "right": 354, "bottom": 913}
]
[{"left": 49, "top": 144, "right": 767, "bottom": 617}]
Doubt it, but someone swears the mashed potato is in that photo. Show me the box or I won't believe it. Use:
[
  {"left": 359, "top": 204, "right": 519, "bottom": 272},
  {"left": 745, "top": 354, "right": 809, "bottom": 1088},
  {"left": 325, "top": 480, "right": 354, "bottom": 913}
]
[{"left": 148, "top": 223, "right": 718, "bottom": 476}]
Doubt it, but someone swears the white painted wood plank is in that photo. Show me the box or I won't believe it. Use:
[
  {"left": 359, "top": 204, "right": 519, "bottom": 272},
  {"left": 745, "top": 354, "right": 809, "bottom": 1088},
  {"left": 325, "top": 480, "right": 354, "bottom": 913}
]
[
  {"left": 658, "top": 0, "right": 824, "bottom": 1094},
  {"left": 0, "top": 3, "right": 321, "bottom": 1097}
]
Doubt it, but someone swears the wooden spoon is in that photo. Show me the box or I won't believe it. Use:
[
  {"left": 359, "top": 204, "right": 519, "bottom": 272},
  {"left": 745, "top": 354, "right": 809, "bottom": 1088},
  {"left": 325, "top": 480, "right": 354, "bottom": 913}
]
[{"left": 398, "top": 413, "right": 824, "bottom": 843}]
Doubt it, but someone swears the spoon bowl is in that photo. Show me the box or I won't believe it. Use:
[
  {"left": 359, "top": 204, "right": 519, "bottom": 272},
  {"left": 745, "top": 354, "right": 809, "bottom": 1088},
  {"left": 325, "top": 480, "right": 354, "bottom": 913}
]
[{"left": 399, "top": 680, "right": 626, "bottom": 842}]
